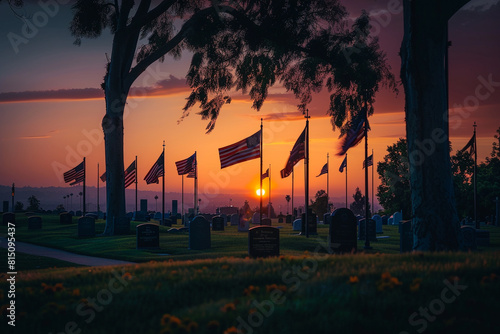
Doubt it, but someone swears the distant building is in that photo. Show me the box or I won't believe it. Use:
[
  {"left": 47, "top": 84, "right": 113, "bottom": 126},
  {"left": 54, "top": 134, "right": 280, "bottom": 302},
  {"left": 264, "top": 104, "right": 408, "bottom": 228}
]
[{"left": 217, "top": 206, "right": 239, "bottom": 215}]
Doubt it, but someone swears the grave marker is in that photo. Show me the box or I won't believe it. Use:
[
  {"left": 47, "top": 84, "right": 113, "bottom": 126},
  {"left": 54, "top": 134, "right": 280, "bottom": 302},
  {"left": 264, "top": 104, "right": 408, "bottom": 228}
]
[
  {"left": 358, "top": 219, "right": 377, "bottom": 242},
  {"left": 329, "top": 208, "right": 357, "bottom": 254},
  {"left": 399, "top": 220, "right": 413, "bottom": 253},
  {"left": 189, "top": 216, "right": 211, "bottom": 250},
  {"left": 2, "top": 212, "right": 15, "bottom": 226},
  {"left": 28, "top": 216, "right": 42, "bottom": 230},
  {"left": 60, "top": 212, "right": 73, "bottom": 225},
  {"left": 461, "top": 226, "right": 477, "bottom": 251},
  {"left": 248, "top": 226, "right": 279, "bottom": 257},
  {"left": 212, "top": 216, "right": 225, "bottom": 231},
  {"left": 78, "top": 216, "right": 95, "bottom": 237},
  {"left": 136, "top": 223, "right": 160, "bottom": 249}
]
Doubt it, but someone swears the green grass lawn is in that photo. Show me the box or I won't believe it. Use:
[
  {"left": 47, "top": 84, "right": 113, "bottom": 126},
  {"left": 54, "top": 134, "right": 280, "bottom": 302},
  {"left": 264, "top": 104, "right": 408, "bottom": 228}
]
[{"left": 1, "top": 214, "right": 499, "bottom": 333}]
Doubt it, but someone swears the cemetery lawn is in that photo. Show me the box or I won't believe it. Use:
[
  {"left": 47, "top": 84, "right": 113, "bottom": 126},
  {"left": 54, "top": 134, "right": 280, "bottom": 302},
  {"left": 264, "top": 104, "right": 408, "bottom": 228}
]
[{"left": 1, "top": 251, "right": 499, "bottom": 333}]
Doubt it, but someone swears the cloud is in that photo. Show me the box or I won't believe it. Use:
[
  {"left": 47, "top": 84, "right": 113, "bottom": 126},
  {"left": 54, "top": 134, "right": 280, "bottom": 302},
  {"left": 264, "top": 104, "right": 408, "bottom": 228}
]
[
  {"left": 18, "top": 135, "right": 52, "bottom": 140},
  {"left": 0, "top": 88, "right": 104, "bottom": 103},
  {"left": 462, "top": 0, "right": 499, "bottom": 11}
]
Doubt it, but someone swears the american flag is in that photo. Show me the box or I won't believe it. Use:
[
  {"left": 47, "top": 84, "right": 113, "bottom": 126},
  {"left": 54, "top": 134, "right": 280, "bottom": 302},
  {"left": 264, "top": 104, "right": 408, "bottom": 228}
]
[
  {"left": 280, "top": 127, "right": 306, "bottom": 178},
  {"left": 124, "top": 160, "right": 137, "bottom": 188},
  {"left": 99, "top": 160, "right": 136, "bottom": 187},
  {"left": 64, "top": 161, "right": 85, "bottom": 185},
  {"left": 339, "top": 156, "right": 347, "bottom": 173},
  {"left": 175, "top": 152, "right": 196, "bottom": 177},
  {"left": 337, "top": 119, "right": 369, "bottom": 156},
  {"left": 362, "top": 154, "right": 373, "bottom": 169},
  {"left": 316, "top": 163, "right": 328, "bottom": 177},
  {"left": 219, "top": 130, "right": 261, "bottom": 169},
  {"left": 144, "top": 152, "right": 164, "bottom": 184},
  {"left": 460, "top": 133, "right": 476, "bottom": 157},
  {"left": 261, "top": 168, "right": 269, "bottom": 180}
]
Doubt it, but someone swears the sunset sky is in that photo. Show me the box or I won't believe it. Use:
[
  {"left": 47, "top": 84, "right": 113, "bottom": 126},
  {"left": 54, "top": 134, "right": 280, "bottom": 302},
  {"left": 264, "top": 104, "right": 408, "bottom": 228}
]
[{"left": 0, "top": 0, "right": 499, "bottom": 212}]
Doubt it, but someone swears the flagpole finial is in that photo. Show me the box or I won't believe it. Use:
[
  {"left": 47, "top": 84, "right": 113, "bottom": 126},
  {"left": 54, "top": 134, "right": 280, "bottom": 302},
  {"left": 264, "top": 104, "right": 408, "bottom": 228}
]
[{"left": 305, "top": 109, "right": 310, "bottom": 119}]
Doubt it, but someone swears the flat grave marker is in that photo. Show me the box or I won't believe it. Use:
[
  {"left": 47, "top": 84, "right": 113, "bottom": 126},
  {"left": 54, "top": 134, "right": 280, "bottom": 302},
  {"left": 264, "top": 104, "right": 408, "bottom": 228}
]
[{"left": 248, "top": 226, "right": 279, "bottom": 258}]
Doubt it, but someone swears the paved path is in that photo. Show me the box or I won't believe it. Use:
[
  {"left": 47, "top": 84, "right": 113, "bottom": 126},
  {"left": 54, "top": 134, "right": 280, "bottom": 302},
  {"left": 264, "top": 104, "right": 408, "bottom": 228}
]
[{"left": 0, "top": 237, "right": 135, "bottom": 267}]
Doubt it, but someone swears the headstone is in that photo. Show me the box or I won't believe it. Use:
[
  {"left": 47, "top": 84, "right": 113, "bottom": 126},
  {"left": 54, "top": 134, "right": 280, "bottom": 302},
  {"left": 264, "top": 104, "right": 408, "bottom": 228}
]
[
  {"left": 75, "top": 210, "right": 82, "bottom": 217},
  {"left": 262, "top": 218, "right": 272, "bottom": 226},
  {"left": 475, "top": 229, "right": 490, "bottom": 247},
  {"left": 212, "top": 216, "right": 225, "bottom": 231},
  {"left": 393, "top": 211, "right": 402, "bottom": 226},
  {"left": 372, "top": 214, "right": 383, "bottom": 234},
  {"left": 230, "top": 213, "right": 239, "bottom": 226},
  {"left": 221, "top": 214, "right": 228, "bottom": 225},
  {"left": 154, "top": 212, "right": 162, "bottom": 220},
  {"left": 161, "top": 218, "right": 173, "bottom": 227},
  {"left": 323, "top": 213, "right": 331, "bottom": 225},
  {"left": 2, "top": 201, "right": 9, "bottom": 213},
  {"left": 28, "top": 216, "right": 42, "bottom": 230},
  {"left": 133, "top": 211, "right": 146, "bottom": 222},
  {"left": 388, "top": 217, "right": 394, "bottom": 225},
  {"left": 2, "top": 212, "right": 15, "bottom": 226},
  {"left": 78, "top": 216, "right": 95, "bottom": 237},
  {"left": 399, "top": 220, "right": 413, "bottom": 253},
  {"left": 238, "top": 217, "right": 250, "bottom": 232},
  {"left": 136, "top": 223, "right": 160, "bottom": 249},
  {"left": 278, "top": 217, "right": 283, "bottom": 223},
  {"left": 140, "top": 199, "right": 148, "bottom": 213},
  {"left": 59, "top": 212, "right": 73, "bottom": 225},
  {"left": 114, "top": 216, "right": 130, "bottom": 235},
  {"left": 329, "top": 208, "right": 357, "bottom": 254},
  {"left": 381, "top": 215, "right": 388, "bottom": 225},
  {"left": 358, "top": 219, "right": 377, "bottom": 242},
  {"left": 292, "top": 219, "right": 302, "bottom": 231},
  {"left": 300, "top": 212, "right": 317, "bottom": 235},
  {"left": 85, "top": 213, "right": 98, "bottom": 220},
  {"left": 172, "top": 200, "right": 178, "bottom": 216},
  {"left": 461, "top": 226, "right": 476, "bottom": 251},
  {"left": 252, "top": 212, "right": 260, "bottom": 225},
  {"left": 189, "top": 216, "right": 211, "bottom": 250},
  {"left": 248, "top": 226, "right": 279, "bottom": 257},
  {"left": 286, "top": 215, "right": 293, "bottom": 224}
]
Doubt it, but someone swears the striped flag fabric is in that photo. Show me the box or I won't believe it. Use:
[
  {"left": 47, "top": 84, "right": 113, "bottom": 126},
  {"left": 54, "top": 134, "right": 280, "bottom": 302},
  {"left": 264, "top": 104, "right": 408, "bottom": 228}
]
[
  {"left": 64, "top": 161, "right": 85, "bottom": 185},
  {"left": 362, "top": 154, "right": 373, "bottom": 169},
  {"left": 144, "top": 152, "right": 164, "bottom": 184},
  {"left": 339, "top": 156, "right": 347, "bottom": 173},
  {"left": 316, "top": 163, "right": 328, "bottom": 177},
  {"left": 124, "top": 161, "right": 136, "bottom": 188},
  {"left": 175, "top": 153, "right": 196, "bottom": 176},
  {"left": 261, "top": 168, "right": 269, "bottom": 180},
  {"left": 219, "top": 130, "right": 261, "bottom": 169},
  {"left": 337, "top": 119, "right": 369, "bottom": 156},
  {"left": 280, "top": 127, "right": 306, "bottom": 178}
]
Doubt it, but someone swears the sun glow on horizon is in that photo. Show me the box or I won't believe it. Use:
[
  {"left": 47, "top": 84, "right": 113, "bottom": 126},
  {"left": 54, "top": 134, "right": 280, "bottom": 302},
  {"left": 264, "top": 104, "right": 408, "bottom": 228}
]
[{"left": 256, "top": 189, "right": 265, "bottom": 196}]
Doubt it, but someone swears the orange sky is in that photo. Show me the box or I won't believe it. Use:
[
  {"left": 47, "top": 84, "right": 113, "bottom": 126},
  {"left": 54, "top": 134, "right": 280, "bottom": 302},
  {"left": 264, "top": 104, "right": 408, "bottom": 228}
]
[{"left": 0, "top": 1, "right": 499, "bottom": 212}]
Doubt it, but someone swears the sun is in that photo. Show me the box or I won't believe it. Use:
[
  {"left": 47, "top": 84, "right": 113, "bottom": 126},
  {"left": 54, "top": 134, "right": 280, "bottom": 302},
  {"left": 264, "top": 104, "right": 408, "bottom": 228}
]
[{"left": 256, "top": 189, "right": 265, "bottom": 196}]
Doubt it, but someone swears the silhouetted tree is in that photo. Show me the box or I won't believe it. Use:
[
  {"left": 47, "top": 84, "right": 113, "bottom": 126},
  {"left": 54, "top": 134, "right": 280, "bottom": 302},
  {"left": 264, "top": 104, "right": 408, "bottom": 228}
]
[
  {"left": 350, "top": 187, "right": 369, "bottom": 217},
  {"left": 377, "top": 138, "right": 411, "bottom": 219},
  {"left": 27, "top": 195, "right": 40, "bottom": 212},
  {"left": 14, "top": 201, "right": 23, "bottom": 212},
  {"left": 240, "top": 200, "right": 252, "bottom": 218},
  {"left": 310, "top": 190, "right": 328, "bottom": 218},
  {"left": 400, "top": 0, "right": 470, "bottom": 250}
]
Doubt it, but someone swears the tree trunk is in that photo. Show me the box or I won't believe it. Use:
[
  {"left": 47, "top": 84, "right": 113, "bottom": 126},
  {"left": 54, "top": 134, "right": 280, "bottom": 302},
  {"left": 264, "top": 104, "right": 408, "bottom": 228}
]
[
  {"left": 102, "top": 88, "right": 126, "bottom": 236},
  {"left": 400, "top": 0, "right": 469, "bottom": 251}
]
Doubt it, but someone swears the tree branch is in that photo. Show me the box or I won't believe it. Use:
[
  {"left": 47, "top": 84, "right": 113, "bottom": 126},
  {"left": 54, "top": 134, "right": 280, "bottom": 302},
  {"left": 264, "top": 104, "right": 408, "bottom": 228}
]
[{"left": 128, "top": 0, "right": 176, "bottom": 32}]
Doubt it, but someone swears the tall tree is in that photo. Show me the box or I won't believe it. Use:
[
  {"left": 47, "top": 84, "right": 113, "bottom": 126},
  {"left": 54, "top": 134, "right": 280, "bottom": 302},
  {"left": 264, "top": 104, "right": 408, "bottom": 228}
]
[
  {"left": 310, "top": 189, "right": 328, "bottom": 218},
  {"left": 377, "top": 138, "right": 411, "bottom": 219},
  {"left": 350, "top": 187, "right": 369, "bottom": 217},
  {"left": 27, "top": 195, "right": 40, "bottom": 212},
  {"left": 400, "top": 0, "right": 470, "bottom": 250}
]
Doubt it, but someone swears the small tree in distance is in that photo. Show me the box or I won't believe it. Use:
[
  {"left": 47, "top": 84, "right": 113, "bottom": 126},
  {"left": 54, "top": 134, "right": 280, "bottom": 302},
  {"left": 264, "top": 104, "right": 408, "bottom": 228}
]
[{"left": 350, "top": 187, "right": 370, "bottom": 217}]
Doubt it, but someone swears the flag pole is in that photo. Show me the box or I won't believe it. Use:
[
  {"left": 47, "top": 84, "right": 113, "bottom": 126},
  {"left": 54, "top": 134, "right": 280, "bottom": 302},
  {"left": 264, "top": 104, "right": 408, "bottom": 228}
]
[
  {"left": 135, "top": 155, "right": 138, "bottom": 214},
  {"left": 268, "top": 164, "right": 271, "bottom": 218},
  {"left": 305, "top": 109, "right": 310, "bottom": 238},
  {"left": 162, "top": 141, "right": 165, "bottom": 225},
  {"left": 181, "top": 175, "right": 184, "bottom": 221},
  {"left": 372, "top": 149, "right": 374, "bottom": 215},
  {"left": 327, "top": 153, "right": 329, "bottom": 213},
  {"left": 11, "top": 183, "right": 14, "bottom": 213},
  {"left": 291, "top": 164, "right": 294, "bottom": 219},
  {"left": 345, "top": 154, "right": 348, "bottom": 208},
  {"left": 364, "top": 113, "right": 372, "bottom": 249},
  {"left": 194, "top": 151, "right": 198, "bottom": 215},
  {"left": 83, "top": 157, "right": 86, "bottom": 216},
  {"left": 260, "top": 118, "right": 263, "bottom": 225},
  {"left": 97, "top": 163, "right": 100, "bottom": 214},
  {"left": 474, "top": 122, "right": 478, "bottom": 229}
]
